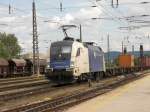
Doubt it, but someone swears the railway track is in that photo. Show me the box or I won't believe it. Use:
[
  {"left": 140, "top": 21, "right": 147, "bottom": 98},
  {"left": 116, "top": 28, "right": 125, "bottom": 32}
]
[
  {"left": 0, "top": 84, "right": 53, "bottom": 101},
  {"left": 0, "top": 78, "right": 45, "bottom": 86},
  {"left": 2, "top": 71, "right": 149, "bottom": 112},
  {"left": 0, "top": 82, "right": 87, "bottom": 102},
  {"left": 0, "top": 75, "right": 44, "bottom": 83},
  {"left": 0, "top": 76, "right": 122, "bottom": 102},
  {"left": 0, "top": 79, "right": 49, "bottom": 92}
]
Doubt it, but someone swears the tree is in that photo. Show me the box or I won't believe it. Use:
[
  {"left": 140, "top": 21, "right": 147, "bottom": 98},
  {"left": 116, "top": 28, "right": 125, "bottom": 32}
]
[
  {"left": 0, "top": 32, "right": 21, "bottom": 59},
  {"left": 0, "top": 41, "right": 9, "bottom": 58}
]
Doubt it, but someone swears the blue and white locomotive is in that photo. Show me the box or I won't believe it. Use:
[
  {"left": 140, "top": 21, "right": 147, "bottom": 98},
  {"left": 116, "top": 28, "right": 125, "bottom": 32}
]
[{"left": 46, "top": 25, "right": 105, "bottom": 84}]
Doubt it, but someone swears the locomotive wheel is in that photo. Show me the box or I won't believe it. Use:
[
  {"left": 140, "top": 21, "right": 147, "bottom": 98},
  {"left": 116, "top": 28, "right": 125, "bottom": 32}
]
[
  {"left": 96, "top": 72, "right": 101, "bottom": 82},
  {"left": 77, "top": 76, "right": 82, "bottom": 83}
]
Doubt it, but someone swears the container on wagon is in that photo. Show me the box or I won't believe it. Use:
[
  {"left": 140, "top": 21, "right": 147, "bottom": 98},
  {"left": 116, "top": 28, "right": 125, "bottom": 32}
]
[
  {"left": 140, "top": 56, "right": 150, "bottom": 67},
  {"left": 119, "top": 54, "right": 134, "bottom": 68}
]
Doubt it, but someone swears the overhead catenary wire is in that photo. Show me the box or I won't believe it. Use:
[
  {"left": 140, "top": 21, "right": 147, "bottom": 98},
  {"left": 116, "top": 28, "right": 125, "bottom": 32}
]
[
  {"left": 0, "top": 2, "right": 53, "bottom": 20},
  {"left": 0, "top": 0, "right": 143, "bottom": 25},
  {"left": 97, "top": 1, "right": 150, "bottom": 34},
  {"left": 89, "top": 0, "right": 129, "bottom": 27},
  {"left": 94, "top": 0, "right": 148, "bottom": 42},
  {"left": 96, "top": 1, "right": 150, "bottom": 6},
  {"left": 0, "top": 1, "right": 148, "bottom": 35},
  {"left": 97, "top": 1, "right": 150, "bottom": 28},
  {"left": 0, "top": 1, "right": 148, "bottom": 38}
]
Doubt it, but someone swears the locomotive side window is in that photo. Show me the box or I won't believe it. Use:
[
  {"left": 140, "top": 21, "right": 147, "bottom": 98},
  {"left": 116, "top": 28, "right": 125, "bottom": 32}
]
[{"left": 76, "top": 48, "right": 80, "bottom": 57}]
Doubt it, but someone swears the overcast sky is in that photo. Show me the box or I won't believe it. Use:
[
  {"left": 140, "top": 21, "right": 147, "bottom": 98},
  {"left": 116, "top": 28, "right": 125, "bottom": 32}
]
[{"left": 0, "top": 0, "right": 150, "bottom": 54}]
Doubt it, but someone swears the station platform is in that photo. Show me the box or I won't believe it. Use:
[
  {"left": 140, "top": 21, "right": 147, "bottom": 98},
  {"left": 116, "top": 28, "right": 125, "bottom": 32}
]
[{"left": 67, "top": 73, "right": 150, "bottom": 112}]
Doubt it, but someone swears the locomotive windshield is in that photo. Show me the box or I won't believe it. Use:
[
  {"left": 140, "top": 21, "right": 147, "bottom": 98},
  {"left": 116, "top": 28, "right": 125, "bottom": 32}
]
[
  {"left": 50, "top": 41, "right": 73, "bottom": 61},
  {"left": 51, "top": 46, "right": 71, "bottom": 55},
  {"left": 50, "top": 44, "right": 72, "bottom": 61}
]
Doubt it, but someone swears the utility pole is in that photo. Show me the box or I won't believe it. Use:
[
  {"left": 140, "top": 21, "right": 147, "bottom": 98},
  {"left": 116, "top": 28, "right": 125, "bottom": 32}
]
[
  {"left": 79, "top": 24, "right": 82, "bottom": 42},
  {"left": 140, "top": 45, "right": 144, "bottom": 69},
  {"left": 107, "top": 34, "right": 110, "bottom": 68},
  {"left": 60, "top": 2, "right": 63, "bottom": 12},
  {"left": 140, "top": 45, "right": 144, "bottom": 58},
  {"left": 32, "top": 0, "right": 40, "bottom": 75},
  {"left": 132, "top": 45, "right": 134, "bottom": 55},
  {"left": 9, "top": 4, "right": 11, "bottom": 14},
  {"left": 112, "top": 0, "right": 119, "bottom": 8},
  {"left": 122, "top": 41, "right": 124, "bottom": 54}
]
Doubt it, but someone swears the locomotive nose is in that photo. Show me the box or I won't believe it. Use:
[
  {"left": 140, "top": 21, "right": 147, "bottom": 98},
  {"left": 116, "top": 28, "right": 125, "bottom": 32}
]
[{"left": 46, "top": 69, "right": 74, "bottom": 84}]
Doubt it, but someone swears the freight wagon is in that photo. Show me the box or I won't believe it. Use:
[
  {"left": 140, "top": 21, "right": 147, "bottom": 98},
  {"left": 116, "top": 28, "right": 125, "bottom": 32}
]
[
  {"left": 8, "top": 59, "right": 26, "bottom": 76},
  {"left": 0, "top": 58, "right": 47, "bottom": 77},
  {"left": 118, "top": 54, "right": 134, "bottom": 68},
  {"left": 139, "top": 56, "right": 150, "bottom": 68},
  {"left": 30, "top": 59, "right": 47, "bottom": 74},
  {"left": 0, "top": 58, "right": 9, "bottom": 77}
]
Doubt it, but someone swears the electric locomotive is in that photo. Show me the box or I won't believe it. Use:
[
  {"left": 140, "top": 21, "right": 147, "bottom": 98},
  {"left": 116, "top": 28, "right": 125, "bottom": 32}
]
[{"left": 46, "top": 25, "right": 106, "bottom": 84}]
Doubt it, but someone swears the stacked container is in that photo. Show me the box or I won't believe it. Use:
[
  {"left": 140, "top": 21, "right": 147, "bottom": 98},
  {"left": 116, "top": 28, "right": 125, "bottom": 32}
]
[{"left": 119, "top": 54, "right": 134, "bottom": 68}]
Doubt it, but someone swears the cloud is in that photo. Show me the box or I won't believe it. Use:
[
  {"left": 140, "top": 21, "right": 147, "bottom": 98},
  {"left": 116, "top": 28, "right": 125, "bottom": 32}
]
[
  {"left": 0, "top": 7, "right": 33, "bottom": 52},
  {"left": 0, "top": 16, "right": 16, "bottom": 22},
  {"left": 48, "top": 7, "right": 102, "bottom": 28},
  {"left": 0, "top": 0, "right": 150, "bottom": 54}
]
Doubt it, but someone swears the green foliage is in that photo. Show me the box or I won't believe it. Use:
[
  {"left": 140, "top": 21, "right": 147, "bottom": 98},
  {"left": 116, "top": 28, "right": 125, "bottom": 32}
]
[
  {"left": 0, "top": 41, "right": 9, "bottom": 58},
  {"left": 112, "top": 57, "right": 119, "bottom": 66},
  {"left": 105, "top": 58, "right": 119, "bottom": 68},
  {"left": 0, "top": 32, "right": 21, "bottom": 59}
]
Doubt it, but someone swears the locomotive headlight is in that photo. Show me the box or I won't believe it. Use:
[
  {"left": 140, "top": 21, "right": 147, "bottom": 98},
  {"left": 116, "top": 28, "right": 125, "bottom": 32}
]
[{"left": 70, "top": 61, "right": 75, "bottom": 67}]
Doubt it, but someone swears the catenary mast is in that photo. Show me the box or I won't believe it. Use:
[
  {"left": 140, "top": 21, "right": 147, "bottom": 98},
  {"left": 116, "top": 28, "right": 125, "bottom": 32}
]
[{"left": 32, "top": 0, "right": 40, "bottom": 75}]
